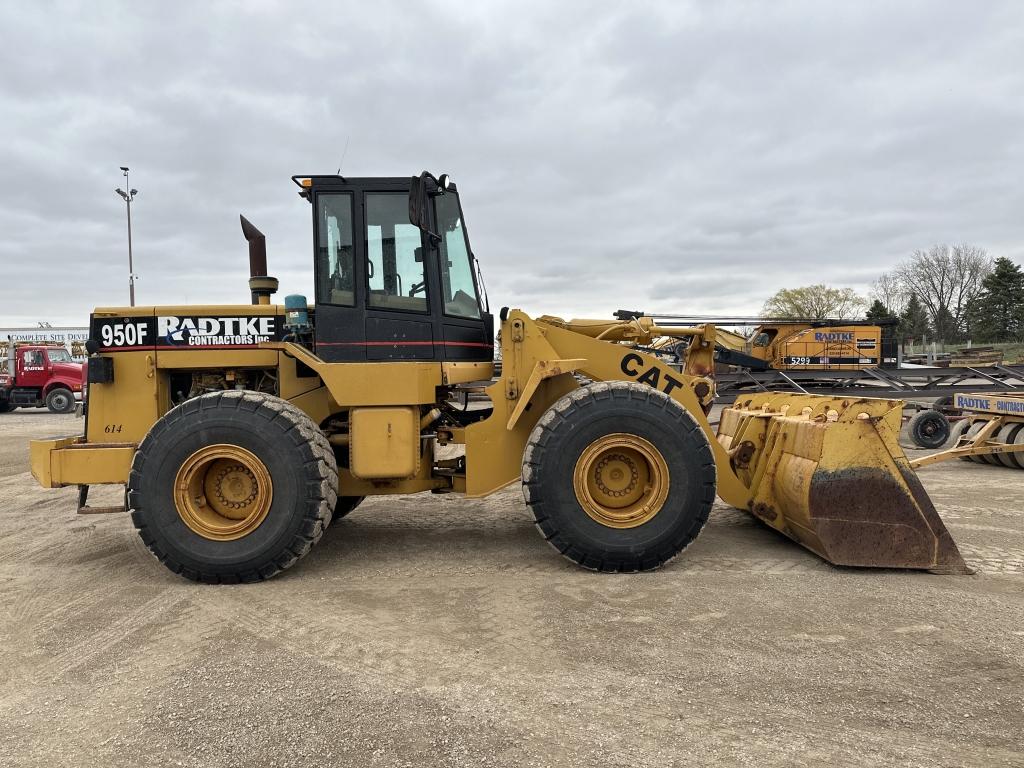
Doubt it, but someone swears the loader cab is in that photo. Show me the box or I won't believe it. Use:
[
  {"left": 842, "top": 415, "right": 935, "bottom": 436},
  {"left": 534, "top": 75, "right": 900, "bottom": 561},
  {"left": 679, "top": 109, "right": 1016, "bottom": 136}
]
[{"left": 297, "top": 174, "right": 493, "bottom": 363}]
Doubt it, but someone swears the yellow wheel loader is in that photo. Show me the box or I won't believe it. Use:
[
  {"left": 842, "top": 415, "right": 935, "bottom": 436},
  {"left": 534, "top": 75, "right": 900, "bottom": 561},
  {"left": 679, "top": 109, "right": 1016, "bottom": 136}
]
[{"left": 30, "top": 172, "right": 967, "bottom": 582}]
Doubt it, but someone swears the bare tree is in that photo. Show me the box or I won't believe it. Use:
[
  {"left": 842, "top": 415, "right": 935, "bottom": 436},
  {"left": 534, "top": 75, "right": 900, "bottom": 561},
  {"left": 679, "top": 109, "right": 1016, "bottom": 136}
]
[
  {"left": 761, "top": 284, "right": 867, "bottom": 319},
  {"left": 893, "top": 244, "right": 992, "bottom": 340},
  {"left": 870, "top": 272, "right": 907, "bottom": 316}
]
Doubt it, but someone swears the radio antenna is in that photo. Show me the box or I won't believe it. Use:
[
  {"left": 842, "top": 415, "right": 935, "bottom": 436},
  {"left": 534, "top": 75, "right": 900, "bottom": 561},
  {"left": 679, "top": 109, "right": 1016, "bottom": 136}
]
[{"left": 336, "top": 136, "right": 350, "bottom": 176}]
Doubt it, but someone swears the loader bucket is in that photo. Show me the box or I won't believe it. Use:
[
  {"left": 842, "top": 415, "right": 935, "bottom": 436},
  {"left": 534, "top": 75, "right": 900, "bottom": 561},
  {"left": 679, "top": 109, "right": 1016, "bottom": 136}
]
[{"left": 718, "top": 393, "right": 968, "bottom": 573}]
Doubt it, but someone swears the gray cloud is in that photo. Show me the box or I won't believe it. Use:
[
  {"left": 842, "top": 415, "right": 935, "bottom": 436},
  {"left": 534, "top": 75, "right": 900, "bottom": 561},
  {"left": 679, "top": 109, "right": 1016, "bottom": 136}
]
[{"left": 1, "top": 1, "right": 1021, "bottom": 326}]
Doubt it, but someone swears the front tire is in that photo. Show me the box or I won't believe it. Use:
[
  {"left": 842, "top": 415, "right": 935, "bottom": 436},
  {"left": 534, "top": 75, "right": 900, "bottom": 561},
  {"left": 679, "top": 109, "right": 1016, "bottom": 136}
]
[
  {"left": 45, "top": 387, "right": 74, "bottom": 414},
  {"left": 128, "top": 391, "right": 338, "bottom": 583},
  {"left": 523, "top": 381, "right": 716, "bottom": 572}
]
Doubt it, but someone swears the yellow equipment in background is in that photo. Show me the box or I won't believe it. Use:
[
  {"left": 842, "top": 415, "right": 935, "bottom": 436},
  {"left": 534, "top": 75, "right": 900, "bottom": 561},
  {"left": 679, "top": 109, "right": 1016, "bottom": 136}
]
[
  {"left": 29, "top": 171, "right": 967, "bottom": 581},
  {"left": 625, "top": 313, "right": 898, "bottom": 373},
  {"left": 747, "top": 320, "right": 895, "bottom": 371}
]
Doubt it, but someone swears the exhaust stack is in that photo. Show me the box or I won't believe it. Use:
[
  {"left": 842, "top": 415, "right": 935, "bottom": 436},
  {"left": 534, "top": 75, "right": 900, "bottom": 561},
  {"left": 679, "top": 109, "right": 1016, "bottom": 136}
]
[{"left": 240, "top": 215, "right": 278, "bottom": 305}]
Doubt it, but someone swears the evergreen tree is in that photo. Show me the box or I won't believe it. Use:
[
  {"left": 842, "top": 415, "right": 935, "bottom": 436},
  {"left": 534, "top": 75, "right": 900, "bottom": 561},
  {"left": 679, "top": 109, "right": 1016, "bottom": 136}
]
[
  {"left": 899, "top": 293, "right": 930, "bottom": 344},
  {"left": 967, "top": 257, "right": 1024, "bottom": 342},
  {"left": 932, "top": 306, "right": 961, "bottom": 344},
  {"left": 865, "top": 299, "right": 891, "bottom": 323}
]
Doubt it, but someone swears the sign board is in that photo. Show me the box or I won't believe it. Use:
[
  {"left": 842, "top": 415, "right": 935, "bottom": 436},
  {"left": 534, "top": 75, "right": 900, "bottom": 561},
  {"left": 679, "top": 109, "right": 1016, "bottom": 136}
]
[
  {"left": 90, "top": 314, "right": 283, "bottom": 351},
  {"left": 0, "top": 327, "right": 90, "bottom": 360}
]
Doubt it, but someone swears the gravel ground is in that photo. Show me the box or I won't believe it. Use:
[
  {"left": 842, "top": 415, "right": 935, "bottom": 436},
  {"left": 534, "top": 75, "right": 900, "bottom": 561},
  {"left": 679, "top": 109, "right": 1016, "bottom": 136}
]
[{"left": 0, "top": 408, "right": 1022, "bottom": 767}]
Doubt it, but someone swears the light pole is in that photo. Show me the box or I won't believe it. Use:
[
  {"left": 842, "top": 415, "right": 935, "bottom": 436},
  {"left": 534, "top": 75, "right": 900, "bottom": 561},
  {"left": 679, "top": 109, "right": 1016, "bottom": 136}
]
[{"left": 115, "top": 167, "right": 138, "bottom": 306}]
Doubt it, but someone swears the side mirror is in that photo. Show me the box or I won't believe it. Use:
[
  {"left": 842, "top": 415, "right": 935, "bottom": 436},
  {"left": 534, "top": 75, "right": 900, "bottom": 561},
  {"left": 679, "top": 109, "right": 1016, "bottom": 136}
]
[
  {"left": 408, "top": 174, "right": 426, "bottom": 229},
  {"left": 408, "top": 171, "right": 443, "bottom": 246}
]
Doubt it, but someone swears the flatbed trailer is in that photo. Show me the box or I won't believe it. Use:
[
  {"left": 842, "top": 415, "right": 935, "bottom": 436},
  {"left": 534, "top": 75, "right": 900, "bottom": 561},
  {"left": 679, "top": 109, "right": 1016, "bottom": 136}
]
[
  {"left": 911, "top": 392, "right": 1024, "bottom": 470},
  {"left": 713, "top": 364, "right": 1024, "bottom": 402}
]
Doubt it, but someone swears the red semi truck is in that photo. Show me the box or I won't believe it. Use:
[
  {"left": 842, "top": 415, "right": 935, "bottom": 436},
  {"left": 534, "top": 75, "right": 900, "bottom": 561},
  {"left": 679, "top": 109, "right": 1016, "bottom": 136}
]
[{"left": 0, "top": 342, "right": 83, "bottom": 413}]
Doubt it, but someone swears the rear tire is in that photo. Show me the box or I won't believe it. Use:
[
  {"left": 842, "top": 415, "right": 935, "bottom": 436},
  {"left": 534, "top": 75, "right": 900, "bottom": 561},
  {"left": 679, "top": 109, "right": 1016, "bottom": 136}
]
[
  {"left": 0, "top": 401, "right": 11, "bottom": 413},
  {"left": 907, "top": 409, "right": 950, "bottom": 449},
  {"left": 523, "top": 381, "right": 716, "bottom": 572},
  {"left": 333, "top": 495, "right": 365, "bottom": 521},
  {"left": 128, "top": 391, "right": 338, "bottom": 583},
  {"left": 45, "top": 387, "right": 74, "bottom": 414}
]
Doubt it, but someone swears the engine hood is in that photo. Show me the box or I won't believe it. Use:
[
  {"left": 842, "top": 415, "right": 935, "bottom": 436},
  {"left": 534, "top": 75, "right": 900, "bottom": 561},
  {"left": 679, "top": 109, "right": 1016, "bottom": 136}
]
[{"left": 51, "top": 361, "right": 84, "bottom": 379}]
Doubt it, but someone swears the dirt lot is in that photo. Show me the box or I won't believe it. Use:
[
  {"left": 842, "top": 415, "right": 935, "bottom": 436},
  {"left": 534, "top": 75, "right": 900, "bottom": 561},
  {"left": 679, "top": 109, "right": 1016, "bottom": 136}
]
[{"left": 1, "top": 409, "right": 1022, "bottom": 767}]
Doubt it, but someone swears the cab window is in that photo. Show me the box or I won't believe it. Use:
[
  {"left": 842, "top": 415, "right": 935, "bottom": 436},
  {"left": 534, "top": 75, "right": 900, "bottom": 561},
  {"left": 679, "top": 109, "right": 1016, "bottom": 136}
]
[
  {"left": 365, "top": 193, "right": 427, "bottom": 312},
  {"left": 435, "top": 192, "right": 480, "bottom": 319},
  {"left": 316, "top": 193, "right": 355, "bottom": 306},
  {"left": 46, "top": 348, "right": 72, "bottom": 363},
  {"left": 22, "top": 350, "right": 45, "bottom": 367}
]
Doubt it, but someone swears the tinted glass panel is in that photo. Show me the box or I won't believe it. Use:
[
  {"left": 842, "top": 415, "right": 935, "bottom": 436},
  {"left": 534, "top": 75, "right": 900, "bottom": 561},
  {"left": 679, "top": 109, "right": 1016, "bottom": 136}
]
[
  {"left": 366, "top": 193, "right": 427, "bottom": 312},
  {"left": 435, "top": 193, "right": 480, "bottom": 319},
  {"left": 316, "top": 193, "right": 355, "bottom": 306}
]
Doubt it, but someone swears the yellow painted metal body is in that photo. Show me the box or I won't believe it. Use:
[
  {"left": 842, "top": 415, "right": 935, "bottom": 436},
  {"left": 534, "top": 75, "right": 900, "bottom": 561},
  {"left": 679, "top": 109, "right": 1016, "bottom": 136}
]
[
  {"left": 459, "top": 311, "right": 744, "bottom": 501},
  {"left": 84, "top": 305, "right": 281, "bottom": 446},
  {"left": 349, "top": 407, "right": 421, "bottom": 479},
  {"left": 31, "top": 437, "right": 134, "bottom": 487}
]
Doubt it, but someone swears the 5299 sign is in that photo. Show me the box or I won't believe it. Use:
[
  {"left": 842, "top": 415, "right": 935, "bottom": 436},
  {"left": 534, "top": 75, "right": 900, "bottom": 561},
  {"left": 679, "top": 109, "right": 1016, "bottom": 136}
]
[{"left": 91, "top": 317, "right": 156, "bottom": 349}]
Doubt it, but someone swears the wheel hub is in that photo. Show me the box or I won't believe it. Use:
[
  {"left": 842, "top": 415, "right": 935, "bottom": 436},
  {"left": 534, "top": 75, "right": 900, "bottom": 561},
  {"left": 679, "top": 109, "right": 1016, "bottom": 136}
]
[
  {"left": 211, "top": 465, "right": 259, "bottom": 515},
  {"left": 174, "top": 444, "right": 273, "bottom": 540},
  {"left": 593, "top": 454, "right": 640, "bottom": 498},
  {"left": 573, "top": 433, "right": 670, "bottom": 529}
]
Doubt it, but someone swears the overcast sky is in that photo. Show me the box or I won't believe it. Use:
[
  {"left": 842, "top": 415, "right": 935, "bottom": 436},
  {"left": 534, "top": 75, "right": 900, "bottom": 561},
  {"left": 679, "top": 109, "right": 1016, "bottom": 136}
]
[{"left": 1, "top": 1, "right": 1022, "bottom": 327}]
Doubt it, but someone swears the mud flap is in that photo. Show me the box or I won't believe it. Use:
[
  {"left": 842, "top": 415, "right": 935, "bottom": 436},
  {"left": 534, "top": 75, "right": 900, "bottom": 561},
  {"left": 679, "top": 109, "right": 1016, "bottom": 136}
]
[{"left": 718, "top": 393, "right": 969, "bottom": 573}]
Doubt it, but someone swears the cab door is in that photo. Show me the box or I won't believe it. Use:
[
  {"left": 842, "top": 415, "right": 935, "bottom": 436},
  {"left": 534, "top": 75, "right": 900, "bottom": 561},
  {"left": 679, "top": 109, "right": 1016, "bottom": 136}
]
[
  {"left": 17, "top": 348, "right": 49, "bottom": 388},
  {"left": 312, "top": 190, "right": 365, "bottom": 362},
  {"left": 362, "top": 191, "right": 434, "bottom": 360}
]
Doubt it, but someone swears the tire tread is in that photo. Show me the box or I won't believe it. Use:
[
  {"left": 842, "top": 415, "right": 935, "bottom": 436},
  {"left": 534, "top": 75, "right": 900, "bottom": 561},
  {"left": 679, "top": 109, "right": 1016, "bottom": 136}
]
[
  {"left": 128, "top": 391, "right": 338, "bottom": 583},
  {"left": 523, "top": 381, "right": 716, "bottom": 573}
]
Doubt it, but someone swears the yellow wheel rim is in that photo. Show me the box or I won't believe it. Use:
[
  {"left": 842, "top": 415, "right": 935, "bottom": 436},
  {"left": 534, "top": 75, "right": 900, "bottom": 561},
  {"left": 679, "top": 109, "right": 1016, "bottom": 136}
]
[
  {"left": 573, "top": 433, "right": 670, "bottom": 529},
  {"left": 174, "top": 444, "right": 273, "bottom": 541}
]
